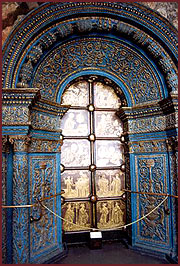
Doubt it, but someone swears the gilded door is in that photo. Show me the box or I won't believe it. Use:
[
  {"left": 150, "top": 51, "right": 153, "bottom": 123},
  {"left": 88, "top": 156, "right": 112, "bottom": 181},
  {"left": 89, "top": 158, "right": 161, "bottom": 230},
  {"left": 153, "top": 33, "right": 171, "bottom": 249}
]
[{"left": 60, "top": 77, "right": 126, "bottom": 233}]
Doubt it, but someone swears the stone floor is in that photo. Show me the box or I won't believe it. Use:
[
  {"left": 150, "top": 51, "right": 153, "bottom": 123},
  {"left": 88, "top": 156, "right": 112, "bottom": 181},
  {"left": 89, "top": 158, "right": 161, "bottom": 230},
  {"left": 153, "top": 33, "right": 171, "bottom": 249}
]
[{"left": 59, "top": 242, "right": 169, "bottom": 264}]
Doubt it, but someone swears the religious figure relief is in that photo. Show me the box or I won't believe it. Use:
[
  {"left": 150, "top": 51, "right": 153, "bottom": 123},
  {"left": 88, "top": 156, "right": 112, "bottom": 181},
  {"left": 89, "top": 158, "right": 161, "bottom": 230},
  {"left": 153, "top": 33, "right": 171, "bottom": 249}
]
[
  {"left": 63, "top": 203, "right": 75, "bottom": 231},
  {"left": 61, "top": 140, "right": 90, "bottom": 166},
  {"left": 97, "top": 172, "right": 124, "bottom": 197},
  {"left": 97, "top": 201, "right": 125, "bottom": 229},
  {"left": 75, "top": 175, "right": 89, "bottom": 198},
  {"left": 110, "top": 174, "right": 123, "bottom": 196},
  {"left": 112, "top": 202, "right": 124, "bottom": 225},
  {"left": 61, "top": 81, "right": 89, "bottom": 107},
  {"left": 61, "top": 110, "right": 89, "bottom": 136},
  {"left": 98, "top": 175, "right": 109, "bottom": 196},
  {"left": 62, "top": 171, "right": 89, "bottom": 198},
  {"left": 79, "top": 203, "right": 89, "bottom": 226},
  {"left": 62, "top": 202, "right": 90, "bottom": 231},
  {"left": 94, "top": 82, "right": 121, "bottom": 108},
  {"left": 96, "top": 141, "right": 123, "bottom": 167},
  {"left": 99, "top": 203, "right": 109, "bottom": 224},
  {"left": 95, "top": 112, "right": 123, "bottom": 137}
]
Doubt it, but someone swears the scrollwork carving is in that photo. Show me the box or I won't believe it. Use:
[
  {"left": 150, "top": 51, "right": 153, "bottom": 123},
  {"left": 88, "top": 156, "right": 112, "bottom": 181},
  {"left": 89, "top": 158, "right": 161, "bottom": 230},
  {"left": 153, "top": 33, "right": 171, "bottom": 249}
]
[
  {"left": 32, "top": 38, "right": 161, "bottom": 104},
  {"left": 2, "top": 106, "right": 29, "bottom": 125},
  {"left": 29, "top": 139, "right": 62, "bottom": 153},
  {"left": 129, "top": 140, "right": 167, "bottom": 153}
]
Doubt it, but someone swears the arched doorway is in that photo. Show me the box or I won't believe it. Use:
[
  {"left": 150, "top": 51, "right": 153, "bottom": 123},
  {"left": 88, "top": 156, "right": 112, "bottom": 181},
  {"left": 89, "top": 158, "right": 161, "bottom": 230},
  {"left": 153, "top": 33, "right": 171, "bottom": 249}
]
[
  {"left": 2, "top": 2, "right": 178, "bottom": 264},
  {"left": 60, "top": 76, "right": 126, "bottom": 240}
]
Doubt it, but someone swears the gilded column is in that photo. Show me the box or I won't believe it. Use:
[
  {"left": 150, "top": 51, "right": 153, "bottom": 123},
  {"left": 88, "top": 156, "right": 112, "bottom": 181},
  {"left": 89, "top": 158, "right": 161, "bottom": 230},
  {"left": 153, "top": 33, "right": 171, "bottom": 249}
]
[{"left": 9, "top": 135, "right": 31, "bottom": 264}]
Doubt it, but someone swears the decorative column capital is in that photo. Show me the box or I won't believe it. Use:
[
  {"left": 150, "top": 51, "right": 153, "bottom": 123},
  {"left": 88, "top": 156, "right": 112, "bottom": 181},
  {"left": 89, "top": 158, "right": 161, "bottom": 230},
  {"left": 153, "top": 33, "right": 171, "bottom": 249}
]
[{"left": 9, "top": 135, "right": 31, "bottom": 152}]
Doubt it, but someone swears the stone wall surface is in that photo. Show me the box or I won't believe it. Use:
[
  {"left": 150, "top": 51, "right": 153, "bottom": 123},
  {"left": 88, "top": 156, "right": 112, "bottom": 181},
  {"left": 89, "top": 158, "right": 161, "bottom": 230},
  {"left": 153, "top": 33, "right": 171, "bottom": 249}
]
[
  {"left": 142, "top": 2, "right": 178, "bottom": 29},
  {"left": 2, "top": 2, "right": 178, "bottom": 46}
]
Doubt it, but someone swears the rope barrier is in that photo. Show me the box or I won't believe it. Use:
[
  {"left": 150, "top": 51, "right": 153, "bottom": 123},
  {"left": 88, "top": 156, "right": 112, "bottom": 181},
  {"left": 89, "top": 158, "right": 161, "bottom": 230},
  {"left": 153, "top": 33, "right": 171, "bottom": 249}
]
[
  {"left": 1, "top": 192, "right": 65, "bottom": 209},
  {"left": 40, "top": 195, "right": 168, "bottom": 231},
  {"left": 2, "top": 204, "right": 34, "bottom": 208},
  {"left": 2, "top": 192, "right": 169, "bottom": 231}
]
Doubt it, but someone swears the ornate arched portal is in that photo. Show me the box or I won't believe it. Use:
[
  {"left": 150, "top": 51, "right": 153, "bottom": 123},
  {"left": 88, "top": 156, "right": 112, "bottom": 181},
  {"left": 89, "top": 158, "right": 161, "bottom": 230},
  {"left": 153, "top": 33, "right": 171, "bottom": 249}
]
[{"left": 2, "top": 2, "right": 178, "bottom": 264}]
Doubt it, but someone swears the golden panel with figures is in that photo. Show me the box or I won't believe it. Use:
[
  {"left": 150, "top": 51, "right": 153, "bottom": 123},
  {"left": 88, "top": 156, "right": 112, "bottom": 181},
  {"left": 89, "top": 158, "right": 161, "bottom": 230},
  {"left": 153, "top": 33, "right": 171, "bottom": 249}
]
[
  {"left": 60, "top": 78, "right": 126, "bottom": 232},
  {"left": 61, "top": 170, "right": 90, "bottom": 198},
  {"left": 97, "top": 200, "right": 126, "bottom": 229},
  {"left": 62, "top": 202, "right": 91, "bottom": 231},
  {"left": 96, "top": 170, "right": 125, "bottom": 197}
]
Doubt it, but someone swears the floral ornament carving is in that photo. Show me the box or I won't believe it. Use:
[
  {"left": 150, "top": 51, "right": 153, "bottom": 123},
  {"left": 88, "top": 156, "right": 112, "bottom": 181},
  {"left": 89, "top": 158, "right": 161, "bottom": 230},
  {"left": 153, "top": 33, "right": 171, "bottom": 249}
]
[
  {"left": 2, "top": 106, "right": 29, "bottom": 124},
  {"left": 29, "top": 139, "right": 62, "bottom": 153},
  {"left": 13, "top": 155, "right": 29, "bottom": 264},
  {"left": 128, "top": 116, "right": 166, "bottom": 133},
  {"left": 30, "top": 157, "right": 57, "bottom": 257},
  {"left": 129, "top": 140, "right": 167, "bottom": 153},
  {"left": 137, "top": 156, "right": 169, "bottom": 244},
  {"left": 32, "top": 38, "right": 161, "bottom": 104},
  {"left": 31, "top": 111, "right": 61, "bottom": 131}
]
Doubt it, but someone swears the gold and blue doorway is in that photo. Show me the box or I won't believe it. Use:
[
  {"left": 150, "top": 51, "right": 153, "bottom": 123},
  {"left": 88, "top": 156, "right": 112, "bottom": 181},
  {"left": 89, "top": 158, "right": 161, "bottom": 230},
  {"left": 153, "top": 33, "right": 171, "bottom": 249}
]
[{"left": 60, "top": 76, "right": 127, "bottom": 237}]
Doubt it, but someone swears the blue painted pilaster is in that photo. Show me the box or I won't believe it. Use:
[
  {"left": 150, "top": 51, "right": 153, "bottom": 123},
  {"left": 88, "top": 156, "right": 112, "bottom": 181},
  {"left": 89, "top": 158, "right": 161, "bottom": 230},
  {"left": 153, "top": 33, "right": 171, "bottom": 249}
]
[{"left": 9, "top": 136, "right": 31, "bottom": 264}]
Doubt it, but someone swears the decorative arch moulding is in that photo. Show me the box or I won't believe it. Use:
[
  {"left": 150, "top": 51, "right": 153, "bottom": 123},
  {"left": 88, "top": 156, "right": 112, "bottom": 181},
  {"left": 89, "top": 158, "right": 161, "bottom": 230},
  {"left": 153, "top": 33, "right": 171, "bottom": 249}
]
[{"left": 2, "top": 2, "right": 178, "bottom": 106}]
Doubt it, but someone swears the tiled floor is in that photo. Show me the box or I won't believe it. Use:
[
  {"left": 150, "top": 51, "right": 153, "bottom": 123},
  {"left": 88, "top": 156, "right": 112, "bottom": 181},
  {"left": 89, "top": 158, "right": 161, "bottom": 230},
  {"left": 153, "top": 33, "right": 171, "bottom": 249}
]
[{"left": 59, "top": 242, "right": 169, "bottom": 264}]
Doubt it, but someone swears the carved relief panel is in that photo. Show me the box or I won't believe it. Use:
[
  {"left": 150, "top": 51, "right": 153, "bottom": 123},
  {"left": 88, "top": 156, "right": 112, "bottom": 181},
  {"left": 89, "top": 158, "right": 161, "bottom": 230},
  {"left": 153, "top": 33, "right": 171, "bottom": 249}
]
[
  {"left": 135, "top": 155, "right": 170, "bottom": 246},
  {"left": 97, "top": 200, "right": 126, "bottom": 229},
  {"left": 29, "top": 156, "right": 61, "bottom": 260},
  {"left": 62, "top": 202, "right": 91, "bottom": 231}
]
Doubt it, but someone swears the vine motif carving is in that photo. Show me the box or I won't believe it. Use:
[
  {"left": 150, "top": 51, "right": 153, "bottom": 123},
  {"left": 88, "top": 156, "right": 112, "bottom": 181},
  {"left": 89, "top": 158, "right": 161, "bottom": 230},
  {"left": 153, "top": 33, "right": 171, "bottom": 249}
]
[
  {"left": 129, "top": 140, "right": 167, "bottom": 153},
  {"left": 30, "top": 157, "right": 57, "bottom": 257},
  {"left": 31, "top": 111, "right": 61, "bottom": 130},
  {"left": 32, "top": 38, "right": 161, "bottom": 104},
  {"left": 13, "top": 154, "right": 29, "bottom": 264},
  {"left": 128, "top": 116, "right": 166, "bottom": 133},
  {"left": 29, "top": 139, "right": 62, "bottom": 153},
  {"left": 2, "top": 106, "right": 29, "bottom": 124},
  {"left": 137, "top": 156, "right": 169, "bottom": 244}
]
